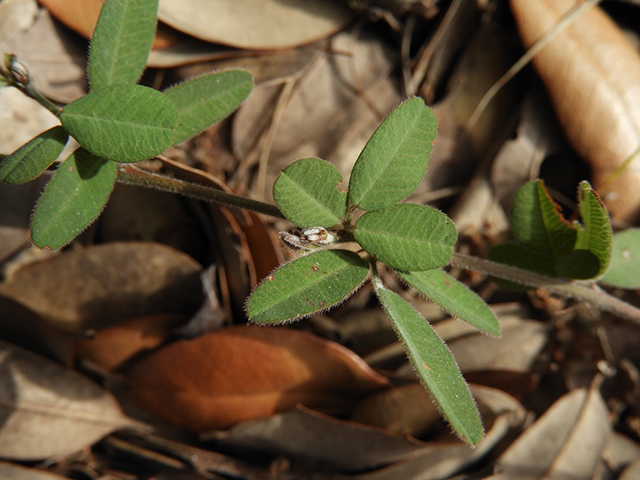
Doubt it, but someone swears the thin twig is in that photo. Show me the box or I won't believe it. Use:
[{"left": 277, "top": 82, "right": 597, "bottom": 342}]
[
  {"left": 450, "top": 253, "right": 640, "bottom": 324},
  {"left": 116, "top": 164, "right": 284, "bottom": 219}
]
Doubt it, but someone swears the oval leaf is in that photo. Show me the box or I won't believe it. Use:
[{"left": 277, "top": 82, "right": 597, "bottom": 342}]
[
  {"left": 129, "top": 325, "right": 389, "bottom": 431},
  {"left": 246, "top": 249, "right": 370, "bottom": 323},
  {"left": 574, "top": 181, "right": 612, "bottom": 277},
  {"left": 164, "top": 70, "right": 253, "bottom": 145},
  {"left": 600, "top": 228, "right": 640, "bottom": 289},
  {"left": 354, "top": 204, "right": 457, "bottom": 271},
  {"left": 397, "top": 268, "right": 501, "bottom": 337},
  {"left": 60, "top": 84, "right": 178, "bottom": 163},
  {"left": 88, "top": 0, "right": 158, "bottom": 90},
  {"left": 0, "top": 126, "right": 68, "bottom": 184},
  {"left": 31, "top": 148, "right": 116, "bottom": 250},
  {"left": 348, "top": 97, "right": 437, "bottom": 211},
  {"left": 0, "top": 340, "right": 136, "bottom": 460},
  {"left": 273, "top": 157, "right": 348, "bottom": 228},
  {"left": 373, "top": 282, "right": 483, "bottom": 446}
]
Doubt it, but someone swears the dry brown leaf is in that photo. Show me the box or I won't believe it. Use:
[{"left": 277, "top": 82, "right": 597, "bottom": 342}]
[
  {"left": 357, "top": 385, "right": 527, "bottom": 480},
  {"left": 72, "top": 314, "right": 187, "bottom": 371},
  {"left": 128, "top": 325, "right": 390, "bottom": 431},
  {"left": 351, "top": 383, "right": 442, "bottom": 437},
  {"left": 231, "top": 28, "right": 398, "bottom": 198},
  {"left": 438, "top": 315, "right": 548, "bottom": 373},
  {"left": 489, "top": 384, "right": 611, "bottom": 479},
  {"left": 206, "top": 405, "right": 430, "bottom": 472},
  {"left": 0, "top": 340, "right": 137, "bottom": 460},
  {"left": 157, "top": 0, "right": 353, "bottom": 50},
  {"left": 0, "top": 242, "right": 203, "bottom": 334},
  {"left": 510, "top": 0, "right": 640, "bottom": 223}
]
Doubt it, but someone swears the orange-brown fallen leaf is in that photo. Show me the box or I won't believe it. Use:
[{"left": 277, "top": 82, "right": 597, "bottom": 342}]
[
  {"left": 128, "top": 325, "right": 390, "bottom": 431},
  {"left": 510, "top": 0, "right": 640, "bottom": 223}
]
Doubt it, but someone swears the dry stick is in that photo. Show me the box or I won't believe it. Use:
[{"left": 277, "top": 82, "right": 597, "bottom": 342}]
[
  {"left": 116, "top": 164, "right": 284, "bottom": 219},
  {"left": 450, "top": 253, "right": 640, "bottom": 324},
  {"left": 466, "top": 0, "right": 603, "bottom": 131}
]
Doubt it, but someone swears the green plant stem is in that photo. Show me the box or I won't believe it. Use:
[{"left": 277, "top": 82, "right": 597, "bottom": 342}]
[
  {"left": 450, "top": 253, "right": 640, "bottom": 324},
  {"left": 116, "top": 164, "right": 285, "bottom": 219}
]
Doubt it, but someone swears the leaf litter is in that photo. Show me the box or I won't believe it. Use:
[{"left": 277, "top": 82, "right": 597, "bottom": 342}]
[{"left": 1, "top": 0, "right": 640, "bottom": 478}]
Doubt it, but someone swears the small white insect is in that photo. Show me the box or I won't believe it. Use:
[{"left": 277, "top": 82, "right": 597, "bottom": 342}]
[{"left": 279, "top": 227, "right": 338, "bottom": 250}]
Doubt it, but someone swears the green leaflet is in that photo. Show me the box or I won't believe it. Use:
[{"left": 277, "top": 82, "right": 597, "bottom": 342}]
[
  {"left": 88, "top": 0, "right": 158, "bottom": 90},
  {"left": 348, "top": 97, "right": 437, "bottom": 211},
  {"left": 273, "top": 158, "right": 348, "bottom": 228},
  {"left": 397, "top": 269, "right": 500, "bottom": 337},
  {"left": 164, "top": 70, "right": 253, "bottom": 145},
  {"left": 354, "top": 204, "right": 457, "bottom": 271},
  {"left": 31, "top": 148, "right": 116, "bottom": 250},
  {"left": 60, "top": 84, "right": 178, "bottom": 163},
  {"left": 246, "top": 249, "right": 370, "bottom": 323},
  {"left": 0, "top": 126, "right": 68, "bottom": 184},
  {"left": 573, "top": 181, "right": 612, "bottom": 278},
  {"left": 373, "top": 281, "right": 483, "bottom": 446},
  {"left": 489, "top": 180, "right": 612, "bottom": 284}
]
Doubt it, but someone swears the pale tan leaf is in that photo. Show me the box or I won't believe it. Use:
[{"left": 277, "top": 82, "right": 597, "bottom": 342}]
[
  {"left": 436, "top": 316, "right": 548, "bottom": 372},
  {"left": 510, "top": 0, "right": 640, "bottom": 222},
  {"left": 157, "top": 0, "right": 353, "bottom": 50},
  {"left": 0, "top": 340, "right": 137, "bottom": 460},
  {"left": 129, "top": 325, "right": 390, "bottom": 431},
  {"left": 0, "top": 242, "right": 203, "bottom": 334},
  {"left": 620, "top": 459, "right": 640, "bottom": 480},
  {"left": 206, "top": 405, "right": 429, "bottom": 472},
  {"left": 489, "top": 386, "right": 611, "bottom": 480}
]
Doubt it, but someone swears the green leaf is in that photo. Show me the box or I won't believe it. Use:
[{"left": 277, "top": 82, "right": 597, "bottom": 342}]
[
  {"left": 397, "top": 269, "right": 500, "bottom": 337},
  {"left": 163, "top": 70, "right": 253, "bottom": 145},
  {"left": 31, "top": 148, "right": 116, "bottom": 250},
  {"left": 0, "top": 126, "right": 68, "bottom": 184},
  {"left": 510, "top": 180, "right": 576, "bottom": 262},
  {"left": 60, "top": 84, "right": 178, "bottom": 163},
  {"left": 348, "top": 97, "right": 437, "bottom": 211},
  {"left": 246, "top": 249, "right": 370, "bottom": 323},
  {"left": 273, "top": 158, "right": 348, "bottom": 228},
  {"left": 487, "top": 243, "right": 553, "bottom": 290},
  {"left": 573, "top": 181, "right": 612, "bottom": 277},
  {"left": 354, "top": 204, "right": 457, "bottom": 271},
  {"left": 600, "top": 229, "right": 640, "bottom": 289},
  {"left": 88, "top": 0, "right": 158, "bottom": 90},
  {"left": 555, "top": 249, "right": 600, "bottom": 279},
  {"left": 373, "top": 281, "right": 483, "bottom": 446}
]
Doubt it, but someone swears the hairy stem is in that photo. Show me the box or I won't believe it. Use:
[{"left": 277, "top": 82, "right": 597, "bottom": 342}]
[
  {"left": 116, "top": 164, "right": 285, "bottom": 219},
  {"left": 451, "top": 253, "right": 640, "bottom": 324}
]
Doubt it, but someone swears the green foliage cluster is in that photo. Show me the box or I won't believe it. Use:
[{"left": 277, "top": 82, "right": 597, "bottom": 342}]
[
  {"left": 247, "top": 97, "right": 500, "bottom": 445},
  {"left": 0, "top": 0, "right": 251, "bottom": 250},
  {"left": 488, "top": 180, "right": 612, "bottom": 284},
  {"left": 1, "top": 0, "right": 635, "bottom": 449}
]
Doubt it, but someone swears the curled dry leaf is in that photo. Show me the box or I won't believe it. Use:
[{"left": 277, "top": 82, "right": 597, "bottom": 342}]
[
  {"left": 128, "top": 325, "right": 390, "bottom": 431},
  {"left": 489, "top": 385, "right": 611, "bottom": 479},
  {"left": 510, "top": 0, "right": 640, "bottom": 222},
  {"left": 0, "top": 340, "right": 137, "bottom": 460},
  {"left": 0, "top": 242, "right": 203, "bottom": 334}
]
